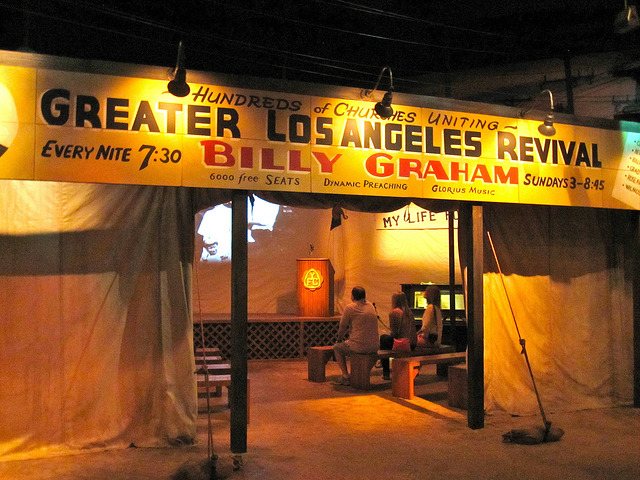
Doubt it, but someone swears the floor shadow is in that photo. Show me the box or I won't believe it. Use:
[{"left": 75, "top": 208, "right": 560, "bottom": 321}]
[{"left": 417, "top": 391, "right": 448, "bottom": 402}]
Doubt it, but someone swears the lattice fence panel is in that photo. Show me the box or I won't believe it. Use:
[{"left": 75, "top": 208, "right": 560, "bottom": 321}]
[
  {"left": 193, "top": 320, "right": 340, "bottom": 360},
  {"left": 194, "top": 322, "right": 231, "bottom": 359},
  {"left": 248, "top": 322, "right": 300, "bottom": 359},
  {"left": 303, "top": 321, "right": 339, "bottom": 351}
]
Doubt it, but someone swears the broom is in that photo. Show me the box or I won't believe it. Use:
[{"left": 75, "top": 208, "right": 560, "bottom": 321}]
[
  {"left": 486, "top": 231, "right": 563, "bottom": 444},
  {"left": 171, "top": 323, "right": 218, "bottom": 479},
  {"left": 171, "top": 262, "right": 219, "bottom": 480}
]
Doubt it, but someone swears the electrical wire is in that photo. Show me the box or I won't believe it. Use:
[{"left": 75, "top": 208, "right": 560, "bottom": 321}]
[
  {"left": 1, "top": 0, "right": 517, "bottom": 67},
  {"left": 309, "top": 0, "right": 511, "bottom": 38},
  {"left": 0, "top": 0, "right": 456, "bottom": 90},
  {"left": 0, "top": 0, "right": 627, "bottom": 107},
  {"left": 202, "top": 0, "right": 512, "bottom": 56}
]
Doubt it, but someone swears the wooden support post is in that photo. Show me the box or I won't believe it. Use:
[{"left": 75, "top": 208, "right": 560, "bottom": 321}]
[
  {"left": 633, "top": 212, "right": 640, "bottom": 408},
  {"left": 448, "top": 211, "right": 457, "bottom": 349},
  {"left": 461, "top": 203, "right": 484, "bottom": 429},
  {"left": 230, "top": 191, "right": 248, "bottom": 454},
  {"left": 563, "top": 50, "right": 575, "bottom": 115}
]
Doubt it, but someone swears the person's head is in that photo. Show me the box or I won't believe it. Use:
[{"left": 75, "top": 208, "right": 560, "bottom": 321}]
[
  {"left": 351, "top": 286, "right": 366, "bottom": 302},
  {"left": 423, "top": 285, "right": 441, "bottom": 308},
  {"left": 391, "top": 291, "right": 410, "bottom": 310}
]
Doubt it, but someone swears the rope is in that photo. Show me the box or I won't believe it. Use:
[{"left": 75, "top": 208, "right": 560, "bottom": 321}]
[
  {"left": 486, "top": 231, "right": 551, "bottom": 439},
  {"left": 194, "top": 260, "right": 217, "bottom": 470}
]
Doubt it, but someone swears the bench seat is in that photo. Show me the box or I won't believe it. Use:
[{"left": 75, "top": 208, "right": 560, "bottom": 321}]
[
  {"left": 197, "top": 373, "right": 234, "bottom": 391},
  {"left": 195, "top": 363, "right": 232, "bottom": 375},
  {"left": 195, "top": 355, "right": 224, "bottom": 364},
  {"left": 307, "top": 344, "right": 457, "bottom": 389},
  {"left": 391, "top": 352, "right": 467, "bottom": 399},
  {"left": 195, "top": 347, "right": 222, "bottom": 357}
]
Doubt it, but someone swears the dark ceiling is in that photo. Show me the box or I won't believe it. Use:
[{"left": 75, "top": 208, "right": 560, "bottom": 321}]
[{"left": 0, "top": 0, "right": 638, "bottom": 95}]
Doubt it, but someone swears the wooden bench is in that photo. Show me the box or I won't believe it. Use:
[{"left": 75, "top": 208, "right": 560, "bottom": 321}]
[
  {"left": 195, "top": 346, "right": 231, "bottom": 398},
  {"left": 307, "top": 344, "right": 456, "bottom": 389},
  {"left": 195, "top": 347, "right": 222, "bottom": 357},
  {"left": 196, "top": 363, "right": 231, "bottom": 376},
  {"left": 391, "top": 352, "right": 467, "bottom": 399},
  {"left": 196, "top": 363, "right": 232, "bottom": 397},
  {"left": 195, "top": 355, "right": 224, "bottom": 365},
  {"left": 196, "top": 373, "right": 250, "bottom": 422},
  {"left": 349, "top": 345, "right": 456, "bottom": 390},
  {"left": 194, "top": 346, "right": 228, "bottom": 396}
]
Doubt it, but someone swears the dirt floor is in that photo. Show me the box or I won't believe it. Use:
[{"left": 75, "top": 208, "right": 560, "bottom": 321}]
[{"left": 0, "top": 359, "right": 638, "bottom": 480}]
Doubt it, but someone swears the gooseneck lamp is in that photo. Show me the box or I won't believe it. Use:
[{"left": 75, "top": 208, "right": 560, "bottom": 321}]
[
  {"left": 538, "top": 112, "right": 556, "bottom": 137},
  {"left": 168, "top": 41, "right": 190, "bottom": 98},
  {"left": 536, "top": 89, "right": 556, "bottom": 137},
  {"left": 521, "top": 89, "right": 556, "bottom": 137},
  {"left": 362, "top": 66, "right": 395, "bottom": 119}
]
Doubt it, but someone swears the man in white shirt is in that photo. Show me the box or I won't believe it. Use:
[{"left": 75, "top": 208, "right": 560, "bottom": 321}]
[{"left": 333, "top": 286, "right": 379, "bottom": 386}]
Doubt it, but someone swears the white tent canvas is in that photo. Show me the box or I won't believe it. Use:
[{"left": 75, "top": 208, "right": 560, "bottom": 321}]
[{"left": 0, "top": 180, "right": 634, "bottom": 460}]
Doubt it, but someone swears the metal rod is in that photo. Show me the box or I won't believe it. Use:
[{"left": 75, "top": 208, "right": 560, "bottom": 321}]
[
  {"left": 194, "top": 261, "right": 217, "bottom": 476},
  {"left": 486, "top": 231, "right": 551, "bottom": 436}
]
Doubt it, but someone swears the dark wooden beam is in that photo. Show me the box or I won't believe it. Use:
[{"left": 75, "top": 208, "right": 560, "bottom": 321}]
[
  {"left": 448, "top": 211, "right": 457, "bottom": 349},
  {"left": 230, "top": 190, "right": 248, "bottom": 454},
  {"left": 462, "top": 203, "right": 484, "bottom": 429}
]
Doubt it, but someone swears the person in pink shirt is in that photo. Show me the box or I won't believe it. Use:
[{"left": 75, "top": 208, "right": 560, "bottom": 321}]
[{"left": 379, "top": 292, "right": 418, "bottom": 380}]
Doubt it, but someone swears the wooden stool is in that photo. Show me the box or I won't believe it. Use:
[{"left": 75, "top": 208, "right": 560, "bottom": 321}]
[
  {"left": 307, "top": 346, "right": 335, "bottom": 382},
  {"left": 448, "top": 364, "right": 468, "bottom": 409},
  {"left": 349, "top": 353, "right": 378, "bottom": 390}
]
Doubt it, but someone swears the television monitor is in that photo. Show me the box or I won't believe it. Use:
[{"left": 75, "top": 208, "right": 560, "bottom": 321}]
[
  {"left": 441, "top": 292, "right": 465, "bottom": 311},
  {"left": 413, "top": 291, "right": 464, "bottom": 310}
]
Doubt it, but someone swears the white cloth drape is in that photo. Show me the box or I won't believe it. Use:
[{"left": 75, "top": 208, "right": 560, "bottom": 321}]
[
  {"left": 0, "top": 180, "right": 197, "bottom": 460},
  {"left": 483, "top": 204, "right": 634, "bottom": 414},
  {"left": 0, "top": 181, "right": 634, "bottom": 460}
]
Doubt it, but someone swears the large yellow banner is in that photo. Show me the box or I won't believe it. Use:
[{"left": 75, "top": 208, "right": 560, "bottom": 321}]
[{"left": 0, "top": 65, "right": 638, "bottom": 210}]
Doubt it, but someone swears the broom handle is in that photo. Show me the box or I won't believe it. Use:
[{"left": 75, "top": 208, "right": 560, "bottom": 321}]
[
  {"left": 194, "top": 261, "right": 216, "bottom": 464},
  {"left": 198, "top": 316, "right": 215, "bottom": 459},
  {"left": 486, "top": 231, "right": 551, "bottom": 435}
]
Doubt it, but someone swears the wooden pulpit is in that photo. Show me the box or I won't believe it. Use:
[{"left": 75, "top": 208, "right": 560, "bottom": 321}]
[{"left": 297, "top": 258, "right": 334, "bottom": 317}]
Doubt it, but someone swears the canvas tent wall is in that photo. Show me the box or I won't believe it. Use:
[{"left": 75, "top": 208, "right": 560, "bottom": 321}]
[
  {"left": 192, "top": 197, "right": 461, "bottom": 317},
  {"left": 0, "top": 181, "right": 201, "bottom": 459},
  {"left": 0, "top": 50, "right": 637, "bottom": 459},
  {"left": 481, "top": 203, "right": 635, "bottom": 414},
  {"left": 0, "top": 178, "right": 635, "bottom": 460}
]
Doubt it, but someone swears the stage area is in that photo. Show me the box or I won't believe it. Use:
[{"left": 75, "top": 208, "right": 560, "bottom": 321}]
[{"left": 1, "top": 359, "right": 637, "bottom": 479}]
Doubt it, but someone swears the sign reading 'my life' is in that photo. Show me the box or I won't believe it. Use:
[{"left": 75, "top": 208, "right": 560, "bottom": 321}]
[{"left": 0, "top": 64, "right": 638, "bottom": 210}]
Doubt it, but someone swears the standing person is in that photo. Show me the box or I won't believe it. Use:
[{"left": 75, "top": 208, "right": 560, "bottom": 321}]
[
  {"left": 333, "top": 286, "right": 379, "bottom": 386},
  {"left": 379, "top": 291, "right": 418, "bottom": 380},
  {"left": 417, "top": 285, "right": 443, "bottom": 347}
]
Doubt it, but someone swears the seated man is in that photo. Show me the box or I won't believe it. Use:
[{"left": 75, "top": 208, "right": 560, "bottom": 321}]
[{"left": 333, "top": 286, "right": 379, "bottom": 385}]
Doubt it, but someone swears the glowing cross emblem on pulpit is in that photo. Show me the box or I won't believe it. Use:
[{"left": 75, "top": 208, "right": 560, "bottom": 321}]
[{"left": 302, "top": 268, "right": 324, "bottom": 291}]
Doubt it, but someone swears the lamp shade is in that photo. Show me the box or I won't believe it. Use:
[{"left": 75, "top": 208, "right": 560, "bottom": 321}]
[
  {"left": 168, "top": 68, "right": 190, "bottom": 97},
  {"left": 375, "top": 90, "right": 394, "bottom": 119},
  {"left": 538, "top": 113, "right": 556, "bottom": 136}
]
